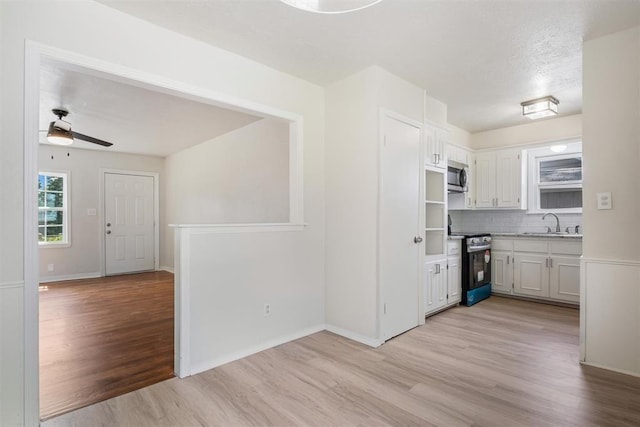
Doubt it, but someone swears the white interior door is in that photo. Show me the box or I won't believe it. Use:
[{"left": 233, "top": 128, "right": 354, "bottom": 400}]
[
  {"left": 105, "top": 173, "right": 155, "bottom": 275},
  {"left": 380, "top": 113, "right": 421, "bottom": 341}
]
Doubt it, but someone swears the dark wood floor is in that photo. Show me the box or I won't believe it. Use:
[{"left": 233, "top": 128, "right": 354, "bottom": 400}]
[
  {"left": 39, "top": 271, "right": 175, "bottom": 420},
  {"left": 44, "top": 296, "right": 640, "bottom": 426}
]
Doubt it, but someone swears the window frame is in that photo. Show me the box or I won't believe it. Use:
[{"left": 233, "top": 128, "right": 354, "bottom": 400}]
[
  {"left": 527, "top": 142, "right": 583, "bottom": 214},
  {"left": 38, "top": 170, "right": 71, "bottom": 247}
]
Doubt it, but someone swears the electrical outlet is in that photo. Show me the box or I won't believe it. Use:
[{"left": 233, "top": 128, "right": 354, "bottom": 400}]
[
  {"left": 264, "top": 304, "right": 271, "bottom": 317},
  {"left": 47, "top": 264, "right": 54, "bottom": 272}
]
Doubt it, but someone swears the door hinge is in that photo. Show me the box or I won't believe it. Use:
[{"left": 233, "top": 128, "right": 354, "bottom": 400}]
[
  {"left": 517, "top": 154, "right": 520, "bottom": 160},
  {"left": 383, "top": 303, "right": 387, "bottom": 314}
]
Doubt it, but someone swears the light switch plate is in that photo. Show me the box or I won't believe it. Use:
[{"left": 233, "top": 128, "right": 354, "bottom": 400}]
[{"left": 597, "top": 192, "right": 612, "bottom": 210}]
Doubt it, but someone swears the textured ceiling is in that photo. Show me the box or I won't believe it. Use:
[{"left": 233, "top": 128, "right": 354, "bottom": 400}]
[
  {"left": 39, "top": 58, "right": 263, "bottom": 157},
  {"left": 97, "top": 0, "right": 640, "bottom": 133}
]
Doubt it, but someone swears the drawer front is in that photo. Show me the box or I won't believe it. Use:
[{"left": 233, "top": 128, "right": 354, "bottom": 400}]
[
  {"left": 492, "top": 239, "right": 514, "bottom": 251},
  {"left": 514, "top": 240, "right": 549, "bottom": 253},
  {"left": 551, "top": 241, "right": 582, "bottom": 256},
  {"left": 447, "top": 240, "right": 461, "bottom": 256}
]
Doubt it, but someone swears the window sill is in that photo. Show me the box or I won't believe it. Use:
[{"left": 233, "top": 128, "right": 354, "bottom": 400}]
[{"left": 39, "top": 242, "right": 71, "bottom": 249}]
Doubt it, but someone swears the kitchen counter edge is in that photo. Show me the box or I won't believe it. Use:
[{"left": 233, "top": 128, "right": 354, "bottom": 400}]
[{"left": 490, "top": 232, "right": 582, "bottom": 239}]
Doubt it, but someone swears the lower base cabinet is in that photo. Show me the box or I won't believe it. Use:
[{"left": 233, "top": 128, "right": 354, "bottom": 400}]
[
  {"left": 425, "top": 240, "right": 462, "bottom": 316},
  {"left": 491, "top": 237, "right": 581, "bottom": 304},
  {"left": 425, "top": 259, "right": 447, "bottom": 315}
]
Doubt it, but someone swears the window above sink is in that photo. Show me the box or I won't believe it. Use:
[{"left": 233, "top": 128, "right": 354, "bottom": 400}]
[{"left": 526, "top": 141, "right": 583, "bottom": 214}]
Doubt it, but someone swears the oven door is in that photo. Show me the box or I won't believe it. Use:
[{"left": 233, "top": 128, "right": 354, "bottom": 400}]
[{"left": 468, "top": 248, "right": 491, "bottom": 289}]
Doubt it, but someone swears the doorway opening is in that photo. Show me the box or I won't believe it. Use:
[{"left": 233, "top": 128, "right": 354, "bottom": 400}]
[{"left": 25, "top": 42, "right": 303, "bottom": 423}]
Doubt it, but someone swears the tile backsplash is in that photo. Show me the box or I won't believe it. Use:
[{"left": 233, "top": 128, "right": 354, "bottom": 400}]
[{"left": 448, "top": 210, "right": 583, "bottom": 234}]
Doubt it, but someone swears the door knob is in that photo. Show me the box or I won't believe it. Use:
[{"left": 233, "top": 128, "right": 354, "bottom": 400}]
[
  {"left": 106, "top": 222, "right": 111, "bottom": 227},
  {"left": 414, "top": 236, "right": 423, "bottom": 243},
  {"left": 106, "top": 230, "right": 111, "bottom": 235}
]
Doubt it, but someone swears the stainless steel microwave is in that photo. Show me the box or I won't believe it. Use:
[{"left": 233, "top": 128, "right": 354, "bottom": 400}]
[{"left": 447, "top": 160, "right": 468, "bottom": 193}]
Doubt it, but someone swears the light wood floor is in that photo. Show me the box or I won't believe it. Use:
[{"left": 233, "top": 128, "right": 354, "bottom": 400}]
[
  {"left": 39, "top": 271, "right": 175, "bottom": 420},
  {"left": 44, "top": 296, "right": 640, "bottom": 426}
]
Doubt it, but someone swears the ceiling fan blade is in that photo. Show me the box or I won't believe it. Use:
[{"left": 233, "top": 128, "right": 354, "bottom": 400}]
[{"left": 71, "top": 131, "right": 113, "bottom": 147}]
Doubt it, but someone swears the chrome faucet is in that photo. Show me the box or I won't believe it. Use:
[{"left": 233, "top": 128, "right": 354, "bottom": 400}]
[{"left": 542, "top": 212, "right": 561, "bottom": 233}]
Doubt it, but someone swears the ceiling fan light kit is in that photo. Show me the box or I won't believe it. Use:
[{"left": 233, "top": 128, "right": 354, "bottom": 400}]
[
  {"left": 46, "top": 121, "right": 74, "bottom": 146},
  {"left": 44, "top": 108, "right": 113, "bottom": 147},
  {"left": 521, "top": 95, "right": 559, "bottom": 120}
]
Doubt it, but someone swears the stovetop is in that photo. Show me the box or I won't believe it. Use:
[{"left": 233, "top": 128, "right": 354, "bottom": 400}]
[{"left": 449, "top": 231, "right": 491, "bottom": 238}]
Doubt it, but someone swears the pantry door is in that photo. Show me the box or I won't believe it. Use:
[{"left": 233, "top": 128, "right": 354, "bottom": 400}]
[
  {"left": 380, "top": 112, "right": 422, "bottom": 341},
  {"left": 104, "top": 172, "right": 155, "bottom": 275}
]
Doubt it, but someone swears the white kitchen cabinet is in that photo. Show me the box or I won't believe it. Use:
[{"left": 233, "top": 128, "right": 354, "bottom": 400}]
[
  {"left": 474, "top": 148, "right": 525, "bottom": 209},
  {"left": 514, "top": 253, "right": 550, "bottom": 298},
  {"left": 425, "top": 240, "right": 461, "bottom": 316},
  {"left": 447, "top": 254, "right": 461, "bottom": 305},
  {"left": 491, "top": 251, "right": 514, "bottom": 295},
  {"left": 425, "top": 258, "right": 447, "bottom": 315},
  {"left": 509, "top": 238, "right": 581, "bottom": 303},
  {"left": 549, "top": 256, "right": 581, "bottom": 303},
  {"left": 425, "top": 123, "right": 447, "bottom": 169}
]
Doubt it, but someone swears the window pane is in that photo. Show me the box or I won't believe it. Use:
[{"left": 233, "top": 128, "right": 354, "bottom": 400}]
[
  {"left": 38, "top": 226, "right": 46, "bottom": 242},
  {"left": 45, "top": 192, "right": 63, "bottom": 208},
  {"left": 539, "top": 157, "right": 582, "bottom": 183},
  {"left": 48, "top": 211, "right": 64, "bottom": 225},
  {"left": 38, "top": 192, "right": 45, "bottom": 207},
  {"left": 38, "top": 211, "right": 46, "bottom": 225},
  {"left": 540, "top": 188, "right": 582, "bottom": 209},
  {"left": 46, "top": 176, "right": 64, "bottom": 191},
  {"left": 38, "top": 175, "right": 46, "bottom": 190},
  {"left": 45, "top": 226, "right": 63, "bottom": 242}
]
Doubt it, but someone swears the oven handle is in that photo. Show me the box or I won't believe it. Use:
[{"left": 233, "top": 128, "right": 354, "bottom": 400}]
[{"left": 467, "top": 244, "right": 491, "bottom": 252}]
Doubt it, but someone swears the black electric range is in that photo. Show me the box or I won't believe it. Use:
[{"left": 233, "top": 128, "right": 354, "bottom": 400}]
[{"left": 450, "top": 232, "right": 492, "bottom": 306}]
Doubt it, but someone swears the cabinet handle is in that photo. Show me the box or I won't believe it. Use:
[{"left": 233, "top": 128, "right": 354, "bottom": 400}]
[
  {"left": 545, "top": 258, "right": 549, "bottom": 268},
  {"left": 414, "top": 236, "right": 423, "bottom": 244},
  {"left": 435, "top": 264, "right": 441, "bottom": 274},
  {"left": 549, "top": 258, "right": 553, "bottom": 268},
  {"left": 507, "top": 255, "right": 510, "bottom": 264}
]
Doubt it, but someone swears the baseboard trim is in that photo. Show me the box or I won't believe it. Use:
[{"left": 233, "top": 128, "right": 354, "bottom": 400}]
[
  {"left": 39, "top": 272, "right": 102, "bottom": 283},
  {"left": 580, "top": 361, "right": 640, "bottom": 378},
  {"left": 159, "top": 266, "right": 174, "bottom": 274},
  {"left": 324, "top": 324, "right": 384, "bottom": 348},
  {"left": 189, "top": 324, "right": 326, "bottom": 376}
]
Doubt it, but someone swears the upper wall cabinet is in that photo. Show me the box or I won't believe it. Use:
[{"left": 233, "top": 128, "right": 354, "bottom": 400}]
[
  {"left": 425, "top": 124, "right": 447, "bottom": 169},
  {"left": 475, "top": 148, "right": 526, "bottom": 209}
]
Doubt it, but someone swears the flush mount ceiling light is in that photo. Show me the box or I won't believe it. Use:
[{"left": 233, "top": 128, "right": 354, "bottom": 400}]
[
  {"left": 521, "top": 96, "right": 559, "bottom": 120},
  {"left": 280, "top": 0, "right": 383, "bottom": 14}
]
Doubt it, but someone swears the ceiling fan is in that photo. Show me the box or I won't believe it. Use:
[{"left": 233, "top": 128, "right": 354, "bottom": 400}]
[{"left": 44, "top": 109, "right": 113, "bottom": 147}]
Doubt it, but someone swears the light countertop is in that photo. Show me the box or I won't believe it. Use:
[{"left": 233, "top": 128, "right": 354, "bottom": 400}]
[{"left": 490, "top": 232, "right": 582, "bottom": 239}]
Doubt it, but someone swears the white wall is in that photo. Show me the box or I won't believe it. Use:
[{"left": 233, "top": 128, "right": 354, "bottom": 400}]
[
  {"left": 449, "top": 125, "right": 472, "bottom": 149},
  {"left": 38, "top": 145, "right": 165, "bottom": 281},
  {"left": 325, "top": 66, "right": 442, "bottom": 343},
  {"left": 470, "top": 114, "right": 582, "bottom": 150},
  {"left": 1, "top": 1, "right": 325, "bottom": 425},
  {"left": 163, "top": 119, "right": 290, "bottom": 268},
  {"left": 581, "top": 26, "right": 640, "bottom": 376}
]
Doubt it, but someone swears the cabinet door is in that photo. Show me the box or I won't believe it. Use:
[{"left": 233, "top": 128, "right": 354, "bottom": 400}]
[
  {"left": 447, "top": 256, "right": 461, "bottom": 304},
  {"left": 514, "top": 253, "right": 550, "bottom": 297},
  {"left": 425, "top": 125, "right": 446, "bottom": 169},
  {"left": 474, "top": 152, "right": 496, "bottom": 208},
  {"left": 549, "top": 256, "right": 580, "bottom": 303},
  {"left": 496, "top": 149, "right": 522, "bottom": 208},
  {"left": 491, "top": 250, "right": 513, "bottom": 294},
  {"left": 425, "top": 261, "right": 447, "bottom": 315}
]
